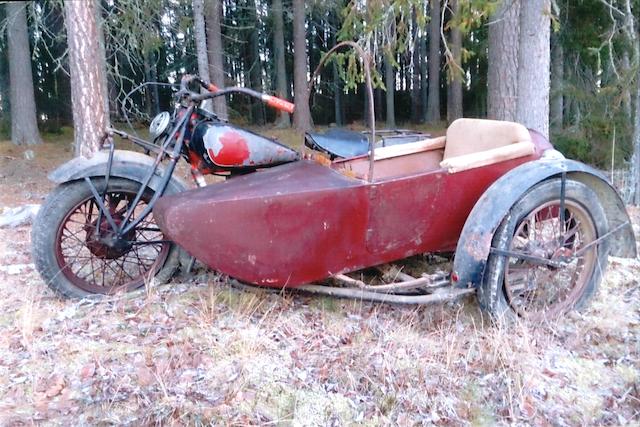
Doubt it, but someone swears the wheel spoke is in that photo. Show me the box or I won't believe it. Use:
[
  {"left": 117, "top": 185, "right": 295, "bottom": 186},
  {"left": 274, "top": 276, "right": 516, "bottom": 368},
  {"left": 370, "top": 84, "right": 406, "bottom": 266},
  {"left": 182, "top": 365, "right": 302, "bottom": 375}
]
[
  {"left": 504, "top": 199, "right": 597, "bottom": 319},
  {"left": 54, "top": 185, "right": 170, "bottom": 295}
]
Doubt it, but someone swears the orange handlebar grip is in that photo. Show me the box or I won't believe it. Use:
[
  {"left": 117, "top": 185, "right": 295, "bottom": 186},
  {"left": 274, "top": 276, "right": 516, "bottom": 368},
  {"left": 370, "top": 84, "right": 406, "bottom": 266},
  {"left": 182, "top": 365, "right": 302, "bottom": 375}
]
[{"left": 263, "top": 95, "right": 295, "bottom": 114}]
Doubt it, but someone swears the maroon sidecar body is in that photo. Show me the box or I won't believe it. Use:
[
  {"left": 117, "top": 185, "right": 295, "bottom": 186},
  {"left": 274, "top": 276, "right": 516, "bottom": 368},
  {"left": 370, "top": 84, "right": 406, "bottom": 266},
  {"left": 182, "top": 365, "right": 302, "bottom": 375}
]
[{"left": 154, "top": 121, "right": 562, "bottom": 288}]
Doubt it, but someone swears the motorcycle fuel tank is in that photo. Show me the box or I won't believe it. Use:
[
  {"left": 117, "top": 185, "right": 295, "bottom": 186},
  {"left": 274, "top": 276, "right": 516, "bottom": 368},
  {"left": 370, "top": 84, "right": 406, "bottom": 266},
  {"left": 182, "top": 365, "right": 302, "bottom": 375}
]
[{"left": 191, "top": 122, "right": 299, "bottom": 170}]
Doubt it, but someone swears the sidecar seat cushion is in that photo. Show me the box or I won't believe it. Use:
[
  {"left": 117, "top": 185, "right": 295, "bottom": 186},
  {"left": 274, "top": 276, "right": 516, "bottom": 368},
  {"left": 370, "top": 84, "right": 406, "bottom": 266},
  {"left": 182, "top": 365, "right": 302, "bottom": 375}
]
[
  {"left": 443, "top": 118, "right": 532, "bottom": 159},
  {"left": 440, "top": 118, "right": 534, "bottom": 173},
  {"left": 440, "top": 141, "right": 535, "bottom": 174}
]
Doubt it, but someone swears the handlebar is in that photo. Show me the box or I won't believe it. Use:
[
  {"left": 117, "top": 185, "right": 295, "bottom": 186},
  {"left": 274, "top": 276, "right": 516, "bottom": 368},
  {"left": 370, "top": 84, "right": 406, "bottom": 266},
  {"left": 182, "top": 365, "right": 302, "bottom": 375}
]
[{"left": 179, "top": 74, "right": 295, "bottom": 114}]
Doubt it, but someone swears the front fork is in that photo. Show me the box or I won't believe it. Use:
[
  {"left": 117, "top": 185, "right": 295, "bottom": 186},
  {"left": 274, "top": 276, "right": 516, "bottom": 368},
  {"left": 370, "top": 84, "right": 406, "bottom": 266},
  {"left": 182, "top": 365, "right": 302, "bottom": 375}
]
[{"left": 85, "top": 105, "right": 194, "bottom": 246}]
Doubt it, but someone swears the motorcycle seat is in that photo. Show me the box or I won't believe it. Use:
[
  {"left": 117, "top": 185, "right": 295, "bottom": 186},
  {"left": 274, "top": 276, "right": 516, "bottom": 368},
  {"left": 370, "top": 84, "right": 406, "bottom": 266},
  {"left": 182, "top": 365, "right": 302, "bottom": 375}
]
[{"left": 305, "top": 128, "right": 426, "bottom": 159}]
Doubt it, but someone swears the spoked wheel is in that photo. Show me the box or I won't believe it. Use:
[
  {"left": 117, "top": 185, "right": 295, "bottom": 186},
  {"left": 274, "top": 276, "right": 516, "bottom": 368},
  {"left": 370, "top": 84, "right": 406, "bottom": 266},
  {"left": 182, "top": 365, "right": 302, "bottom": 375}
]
[
  {"left": 480, "top": 178, "right": 610, "bottom": 321},
  {"left": 33, "top": 178, "right": 179, "bottom": 298}
]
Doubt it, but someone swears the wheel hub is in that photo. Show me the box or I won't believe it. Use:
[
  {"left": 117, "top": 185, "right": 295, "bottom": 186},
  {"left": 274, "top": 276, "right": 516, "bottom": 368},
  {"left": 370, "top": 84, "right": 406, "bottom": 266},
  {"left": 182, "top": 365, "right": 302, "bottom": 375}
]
[{"left": 85, "top": 216, "right": 135, "bottom": 259}]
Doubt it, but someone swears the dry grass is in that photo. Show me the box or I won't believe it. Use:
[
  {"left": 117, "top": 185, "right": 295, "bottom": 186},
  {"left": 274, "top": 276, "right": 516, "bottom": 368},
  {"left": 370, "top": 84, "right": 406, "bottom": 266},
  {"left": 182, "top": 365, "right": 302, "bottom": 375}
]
[
  {"left": 0, "top": 135, "right": 639, "bottom": 425},
  {"left": 0, "top": 218, "right": 638, "bottom": 425}
]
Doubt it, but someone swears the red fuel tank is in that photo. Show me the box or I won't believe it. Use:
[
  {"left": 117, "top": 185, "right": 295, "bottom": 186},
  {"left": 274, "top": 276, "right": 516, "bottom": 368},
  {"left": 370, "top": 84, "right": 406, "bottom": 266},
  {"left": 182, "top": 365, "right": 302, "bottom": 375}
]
[{"left": 190, "top": 122, "right": 299, "bottom": 171}]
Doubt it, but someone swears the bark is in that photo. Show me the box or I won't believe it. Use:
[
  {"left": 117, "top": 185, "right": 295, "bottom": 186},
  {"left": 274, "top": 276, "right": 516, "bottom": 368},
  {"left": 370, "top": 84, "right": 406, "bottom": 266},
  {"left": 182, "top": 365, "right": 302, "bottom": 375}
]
[
  {"left": 143, "top": 54, "right": 159, "bottom": 117},
  {"left": 6, "top": 2, "right": 42, "bottom": 145},
  {"left": 64, "top": 0, "right": 109, "bottom": 157},
  {"left": 246, "top": 0, "right": 264, "bottom": 125},
  {"left": 292, "top": 0, "right": 312, "bottom": 132},
  {"left": 516, "top": 0, "right": 551, "bottom": 137},
  {"left": 204, "top": 0, "right": 228, "bottom": 119},
  {"left": 420, "top": 19, "right": 428, "bottom": 123},
  {"left": 550, "top": 31, "right": 564, "bottom": 131},
  {"left": 410, "top": 8, "right": 421, "bottom": 123},
  {"left": 384, "top": 52, "right": 396, "bottom": 128},
  {"left": 272, "top": 0, "right": 290, "bottom": 127},
  {"left": 487, "top": 0, "right": 520, "bottom": 121},
  {"left": 632, "top": 75, "right": 640, "bottom": 205},
  {"left": 447, "top": 0, "right": 463, "bottom": 123},
  {"left": 426, "top": 0, "right": 441, "bottom": 122},
  {"left": 95, "top": 2, "right": 110, "bottom": 124},
  {"left": 0, "top": 7, "right": 9, "bottom": 128},
  {"left": 621, "top": 51, "right": 631, "bottom": 120},
  {"left": 193, "top": 0, "right": 210, "bottom": 84},
  {"left": 330, "top": 12, "right": 343, "bottom": 126},
  {"left": 333, "top": 61, "right": 343, "bottom": 126}
]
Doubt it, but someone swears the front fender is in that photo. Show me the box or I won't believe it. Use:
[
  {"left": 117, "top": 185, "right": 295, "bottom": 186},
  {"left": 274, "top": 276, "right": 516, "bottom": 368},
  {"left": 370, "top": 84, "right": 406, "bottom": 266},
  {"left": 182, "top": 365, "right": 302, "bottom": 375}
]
[
  {"left": 452, "top": 158, "right": 637, "bottom": 288},
  {"left": 48, "top": 149, "right": 190, "bottom": 195}
]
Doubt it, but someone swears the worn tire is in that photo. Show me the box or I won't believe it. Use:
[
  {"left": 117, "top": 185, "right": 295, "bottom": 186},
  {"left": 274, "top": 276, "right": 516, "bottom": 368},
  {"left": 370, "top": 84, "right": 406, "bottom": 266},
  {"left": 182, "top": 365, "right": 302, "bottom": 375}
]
[
  {"left": 478, "top": 178, "right": 610, "bottom": 321},
  {"left": 32, "top": 178, "right": 180, "bottom": 299}
]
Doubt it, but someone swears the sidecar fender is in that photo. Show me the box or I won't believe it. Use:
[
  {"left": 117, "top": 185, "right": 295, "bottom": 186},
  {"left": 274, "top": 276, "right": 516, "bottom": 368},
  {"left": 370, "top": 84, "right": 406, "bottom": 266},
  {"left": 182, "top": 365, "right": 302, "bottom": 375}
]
[
  {"left": 452, "top": 158, "right": 637, "bottom": 289},
  {"left": 48, "top": 149, "right": 190, "bottom": 195}
]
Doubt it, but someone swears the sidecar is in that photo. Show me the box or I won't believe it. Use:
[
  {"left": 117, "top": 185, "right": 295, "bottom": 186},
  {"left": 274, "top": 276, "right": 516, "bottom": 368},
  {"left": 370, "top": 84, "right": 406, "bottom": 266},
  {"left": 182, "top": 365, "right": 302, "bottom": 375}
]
[{"left": 154, "top": 117, "right": 636, "bottom": 319}]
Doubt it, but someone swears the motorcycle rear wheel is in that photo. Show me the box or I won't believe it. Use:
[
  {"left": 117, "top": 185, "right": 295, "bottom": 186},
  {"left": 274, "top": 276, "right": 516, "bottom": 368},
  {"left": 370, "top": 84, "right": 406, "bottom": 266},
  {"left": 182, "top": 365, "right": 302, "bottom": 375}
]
[{"left": 32, "top": 178, "right": 179, "bottom": 298}]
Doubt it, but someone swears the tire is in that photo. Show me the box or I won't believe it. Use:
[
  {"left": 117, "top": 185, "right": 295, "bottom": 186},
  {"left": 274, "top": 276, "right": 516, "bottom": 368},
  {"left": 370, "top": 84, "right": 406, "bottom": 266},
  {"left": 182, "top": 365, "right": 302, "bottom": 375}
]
[
  {"left": 32, "top": 178, "right": 180, "bottom": 298},
  {"left": 479, "top": 178, "right": 610, "bottom": 321}
]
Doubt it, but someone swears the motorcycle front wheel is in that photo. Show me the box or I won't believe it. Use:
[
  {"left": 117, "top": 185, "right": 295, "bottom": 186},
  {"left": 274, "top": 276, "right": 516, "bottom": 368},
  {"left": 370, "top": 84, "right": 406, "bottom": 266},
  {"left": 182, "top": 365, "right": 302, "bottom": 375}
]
[{"left": 32, "top": 177, "right": 180, "bottom": 298}]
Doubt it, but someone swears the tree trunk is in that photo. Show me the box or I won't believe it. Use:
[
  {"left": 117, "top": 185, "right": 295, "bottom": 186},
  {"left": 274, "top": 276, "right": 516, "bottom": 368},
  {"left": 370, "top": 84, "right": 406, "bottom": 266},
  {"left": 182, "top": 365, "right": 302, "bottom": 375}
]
[
  {"left": 331, "top": 12, "right": 343, "bottom": 126},
  {"left": 333, "top": 61, "right": 343, "bottom": 126},
  {"left": 292, "top": 0, "right": 312, "bottom": 132},
  {"left": 410, "top": 7, "right": 421, "bottom": 123},
  {"left": 632, "top": 72, "right": 640, "bottom": 205},
  {"left": 0, "top": 5, "right": 10, "bottom": 131},
  {"left": 550, "top": 31, "right": 564, "bottom": 131},
  {"left": 64, "top": 0, "right": 109, "bottom": 157},
  {"left": 426, "top": 0, "right": 441, "bottom": 122},
  {"left": 204, "top": 0, "right": 228, "bottom": 119},
  {"left": 420, "top": 17, "right": 428, "bottom": 123},
  {"left": 272, "top": 0, "right": 290, "bottom": 128},
  {"left": 516, "top": 0, "right": 551, "bottom": 137},
  {"left": 487, "top": 0, "right": 520, "bottom": 121},
  {"left": 447, "top": 0, "right": 463, "bottom": 123},
  {"left": 247, "top": 0, "right": 264, "bottom": 125},
  {"left": 193, "top": 0, "right": 210, "bottom": 84},
  {"left": 95, "top": 2, "right": 110, "bottom": 124},
  {"left": 384, "top": 52, "right": 396, "bottom": 128},
  {"left": 6, "top": 2, "right": 42, "bottom": 146}
]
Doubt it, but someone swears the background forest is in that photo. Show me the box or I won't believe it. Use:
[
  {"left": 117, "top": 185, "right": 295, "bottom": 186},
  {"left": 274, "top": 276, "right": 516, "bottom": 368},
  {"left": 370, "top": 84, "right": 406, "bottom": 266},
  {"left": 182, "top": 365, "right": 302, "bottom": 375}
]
[
  {"left": 1, "top": 2, "right": 640, "bottom": 425},
  {"left": 0, "top": 0, "right": 639, "bottom": 194}
]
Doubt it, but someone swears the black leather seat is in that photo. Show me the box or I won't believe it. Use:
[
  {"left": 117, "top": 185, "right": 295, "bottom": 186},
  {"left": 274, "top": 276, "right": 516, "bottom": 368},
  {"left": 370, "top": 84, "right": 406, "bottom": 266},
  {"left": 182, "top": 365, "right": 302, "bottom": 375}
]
[{"left": 305, "top": 128, "right": 426, "bottom": 159}]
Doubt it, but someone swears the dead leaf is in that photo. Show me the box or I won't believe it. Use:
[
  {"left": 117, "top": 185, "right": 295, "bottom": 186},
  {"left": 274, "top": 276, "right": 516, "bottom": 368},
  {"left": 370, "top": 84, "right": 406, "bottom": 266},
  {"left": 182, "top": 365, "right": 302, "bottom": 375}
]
[
  {"left": 80, "top": 362, "right": 96, "bottom": 380},
  {"left": 520, "top": 395, "right": 535, "bottom": 419},
  {"left": 45, "top": 375, "right": 65, "bottom": 398},
  {"left": 135, "top": 364, "right": 155, "bottom": 387}
]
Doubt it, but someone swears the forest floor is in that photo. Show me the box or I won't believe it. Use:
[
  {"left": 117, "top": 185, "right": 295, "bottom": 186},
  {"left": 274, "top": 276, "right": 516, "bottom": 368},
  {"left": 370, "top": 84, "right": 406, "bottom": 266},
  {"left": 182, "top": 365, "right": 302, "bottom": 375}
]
[{"left": 0, "top": 131, "right": 639, "bottom": 425}]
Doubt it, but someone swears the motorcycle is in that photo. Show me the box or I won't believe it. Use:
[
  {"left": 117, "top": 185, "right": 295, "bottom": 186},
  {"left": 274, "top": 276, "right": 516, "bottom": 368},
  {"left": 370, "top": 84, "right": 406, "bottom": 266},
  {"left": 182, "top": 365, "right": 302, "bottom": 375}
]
[{"left": 32, "top": 44, "right": 636, "bottom": 321}]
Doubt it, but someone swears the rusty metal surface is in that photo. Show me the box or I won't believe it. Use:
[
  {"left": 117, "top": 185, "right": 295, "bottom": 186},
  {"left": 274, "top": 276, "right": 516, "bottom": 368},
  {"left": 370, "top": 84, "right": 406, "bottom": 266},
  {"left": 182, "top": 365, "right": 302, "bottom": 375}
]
[
  {"left": 48, "top": 149, "right": 189, "bottom": 195},
  {"left": 192, "top": 123, "right": 299, "bottom": 169},
  {"left": 296, "top": 284, "right": 474, "bottom": 304},
  {"left": 155, "top": 152, "right": 541, "bottom": 287},
  {"left": 451, "top": 158, "right": 637, "bottom": 289},
  {"left": 154, "top": 161, "right": 369, "bottom": 286}
]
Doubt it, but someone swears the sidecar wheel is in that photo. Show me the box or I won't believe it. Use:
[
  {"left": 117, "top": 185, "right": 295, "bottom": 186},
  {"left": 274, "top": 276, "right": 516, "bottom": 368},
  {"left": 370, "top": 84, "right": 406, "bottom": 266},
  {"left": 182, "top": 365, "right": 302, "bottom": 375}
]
[
  {"left": 479, "top": 178, "right": 610, "bottom": 321},
  {"left": 32, "top": 178, "right": 179, "bottom": 298}
]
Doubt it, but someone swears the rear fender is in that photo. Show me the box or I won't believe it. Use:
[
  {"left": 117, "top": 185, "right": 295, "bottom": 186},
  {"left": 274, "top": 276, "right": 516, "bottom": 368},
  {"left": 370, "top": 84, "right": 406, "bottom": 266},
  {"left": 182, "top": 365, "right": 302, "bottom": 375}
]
[
  {"left": 452, "top": 158, "right": 636, "bottom": 288},
  {"left": 48, "top": 149, "right": 190, "bottom": 195}
]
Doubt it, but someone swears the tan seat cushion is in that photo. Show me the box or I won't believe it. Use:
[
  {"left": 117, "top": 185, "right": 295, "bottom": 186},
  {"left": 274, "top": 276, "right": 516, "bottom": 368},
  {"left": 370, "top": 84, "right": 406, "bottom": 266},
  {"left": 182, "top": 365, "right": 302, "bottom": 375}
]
[
  {"left": 443, "top": 118, "right": 532, "bottom": 160},
  {"left": 440, "top": 141, "right": 535, "bottom": 173}
]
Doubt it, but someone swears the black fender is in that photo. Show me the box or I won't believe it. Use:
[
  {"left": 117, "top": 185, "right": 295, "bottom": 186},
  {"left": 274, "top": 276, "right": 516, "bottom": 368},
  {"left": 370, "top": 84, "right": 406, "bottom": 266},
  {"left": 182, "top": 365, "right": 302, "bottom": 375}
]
[
  {"left": 48, "top": 149, "right": 190, "bottom": 195},
  {"left": 452, "top": 158, "right": 637, "bottom": 288}
]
